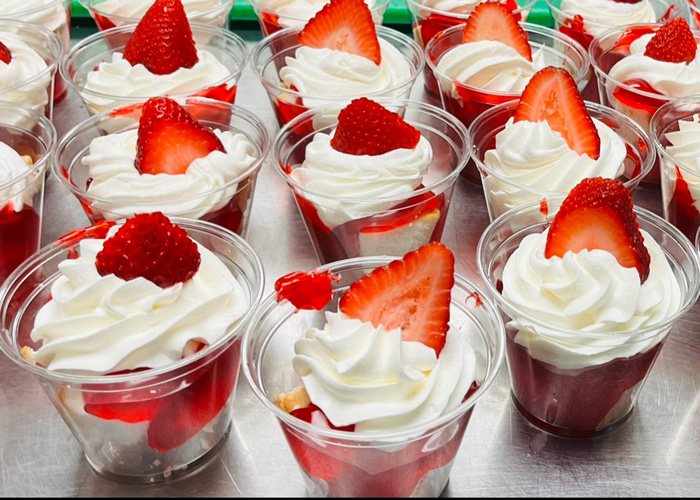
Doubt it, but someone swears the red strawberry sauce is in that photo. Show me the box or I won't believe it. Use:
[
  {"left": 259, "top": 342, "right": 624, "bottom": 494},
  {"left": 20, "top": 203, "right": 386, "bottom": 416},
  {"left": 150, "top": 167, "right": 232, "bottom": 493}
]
[{"left": 0, "top": 203, "right": 40, "bottom": 284}]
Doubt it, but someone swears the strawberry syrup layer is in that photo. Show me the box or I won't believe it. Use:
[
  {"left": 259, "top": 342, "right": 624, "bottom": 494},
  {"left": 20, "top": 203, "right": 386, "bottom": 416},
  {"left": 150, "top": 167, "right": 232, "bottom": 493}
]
[{"left": 0, "top": 203, "right": 40, "bottom": 284}]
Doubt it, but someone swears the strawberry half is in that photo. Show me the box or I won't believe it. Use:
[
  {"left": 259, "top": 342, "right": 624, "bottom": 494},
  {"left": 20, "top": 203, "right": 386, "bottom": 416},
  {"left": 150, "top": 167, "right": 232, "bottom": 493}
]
[
  {"left": 545, "top": 177, "right": 651, "bottom": 283},
  {"left": 0, "top": 41, "right": 11, "bottom": 64},
  {"left": 95, "top": 211, "right": 201, "bottom": 288},
  {"left": 330, "top": 98, "right": 421, "bottom": 155},
  {"left": 462, "top": 1, "right": 532, "bottom": 62},
  {"left": 135, "top": 97, "right": 225, "bottom": 175},
  {"left": 123, "top": 0, "right": 199, "bottom": 75},
  {"left": 514, "top": 66, "right": 600, "bottom": 160},
  {"left": 339, "top": 242, "right": 454, "bottom": 356},
  {"left": 298, "top": 0, "right": 381, "bottom": 65},
  {"left": 644, "top": 18, "right": 697, "bottom": 64}
]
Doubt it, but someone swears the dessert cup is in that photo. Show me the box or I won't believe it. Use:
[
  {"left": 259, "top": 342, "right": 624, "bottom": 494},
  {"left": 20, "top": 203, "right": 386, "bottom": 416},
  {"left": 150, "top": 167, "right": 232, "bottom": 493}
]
[
  {"left": 251, "top": 26, "right": 424, "bottom": 130},
  {"left": 249, "top": 0, "right": 390, "bottom": 37},
  {"left": 477, "top": 198, "right": 700, "bottom": 438},
  {"left": 60, "top": 23, "right": 248, "bottom": 115},
  {"left": 589, "top": 22, "right": 698, "bottom": 184},
  {"left": 425, "top": 22, "right": 589, "bottom": 184},
  {"left": 80, "top": 0, "right": 234, "bottom": 31},
  {"left": 0, "top": 104, "right": 56, "bottom": 285},
  {"left": 0, "top": 217, "right": 264, "bottom": 482},
  {"left": 0, "top": 19, "right": 62, "bottom": 121},
  {"left": 272, "top": 98, "right": 469, "bottom": 264},
  {"left": 689, "top": 0, "right": 700, "bottom": 28},
  {"left": 404, "top": 0, "right": 536, "bottom": 97},
  {"left": 52, "top": 97, "right": 270, "bottom": 237},
  {"left": 470, "top": 100, "right": 655, "bottom": 221},
  {"left": 651, "top": 98, "right": 700, "bottom": 242},
  {"left": 241, "top": 256, "right": 505, "bottom": 497}
]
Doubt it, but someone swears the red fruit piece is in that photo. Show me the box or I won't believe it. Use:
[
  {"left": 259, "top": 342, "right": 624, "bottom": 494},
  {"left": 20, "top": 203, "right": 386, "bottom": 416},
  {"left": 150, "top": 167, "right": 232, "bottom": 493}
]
[
  {"left": 0, "top": 41, "right": 11, "bottom": 64},
  {"left": 644, "top": 18, "right": 697, "bottom": 64},
  {"left": 330, "top": 97, "right": 421, "bottom": 156},
  {"left": 545, "top": 177, "right": 650, "bottom": 283},
  {"left": 123, "top": 0, "right": 199, "bottom": 75},
  {"left": 95, "top": 211, "right": 201, "bottom": 288},
  {"left": 462, "top": 2, "right": 532, "bottom": 62},
  {"left": 298, "top": 0, "right": 381, "bottom": 65},
  {"left": 275, "top": 270, "right": 334, "bottom": 310},
  {"left": 514, "top": 66, "right": 600, "bottom": 160},
  {"left": 339, "top": 242, "right": 454, "bottom": 356},
  {"left": 135, "top": 96, "right": 225, "bottom": 175},
  {"left": 83, "top": 368, "right": 161, "bottom": 424}
]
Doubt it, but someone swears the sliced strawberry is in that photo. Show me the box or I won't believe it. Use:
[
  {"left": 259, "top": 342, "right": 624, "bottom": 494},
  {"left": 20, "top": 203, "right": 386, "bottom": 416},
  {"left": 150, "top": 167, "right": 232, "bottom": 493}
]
[
  {"left": 95, "top": 211, "right": 201, "bottom": 288},
  {"left": 330, "top": 98, "right": 421, "bottom": 156},
  {"left": 275, "top": 270, "right": 334, "bottom": 310},
  {"left": 298, "top": 0, "right": 381, "bottom": 65},
  {"left": 339, "top": 242, "right": 454, "bottom": 356},
  {"left": 135, "top": 97, "right": 225, "bottom": 175},
  {"left": 123, "top": 0, "right": 199, "bottom": 75},
  {"left": 644, "top": 18, "right": 697, "bottom": 64},
  {"left": 83, "top": 369, "right": 161, "bottom": 424},
  {"left": 559, "top": 14, "right": 593, "bottom": 50},
  {"left": 514, "top": 66, "right": 600, "bottom": 160},
  {"left": 462, "top": 2, "right": 532, "bottom": 62},
  {"left": 0, "top": 41, "right": 11, "bottom": 64},
  {"left": 545, "top": 177, "right": 651, "bottom": 283}
]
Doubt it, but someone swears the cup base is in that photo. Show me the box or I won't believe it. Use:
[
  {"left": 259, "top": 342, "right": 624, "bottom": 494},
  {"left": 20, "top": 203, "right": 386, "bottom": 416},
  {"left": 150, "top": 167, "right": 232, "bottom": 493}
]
[{"left": 83, "top": 421, "right": 232, "bottom": 484}]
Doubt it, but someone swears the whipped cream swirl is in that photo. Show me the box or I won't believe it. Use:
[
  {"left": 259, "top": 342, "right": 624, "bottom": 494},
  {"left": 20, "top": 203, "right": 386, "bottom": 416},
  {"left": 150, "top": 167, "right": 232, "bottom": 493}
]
[
  {"left": 0, "top": 142, "right": 40, "bottom": 211},
  {"left": 280, "top": 39, "right": 414, "bottom": 109},
  {"left": 0, "top": 0, "right": 67, "bottom": 33},
  {"left": 292, "top": 311, "right": 478, "bottom": 432},
  {"left": 256, "top": 0, "right": 377, "bottom": 28},
  {"left": 664, "top": 116, "right": 700, "bottom": 209},
  {"left": 482, "top": 117, "right": 627, "bottom": 216},
  {"left": 81, "top": 128, "right": 259, "bottom": 220},
  {"left": 0, "top": 31, "right": 51, "bottom": 119},
  {"left": 28, "top": 230, "right": 249, "bottom": 374},
  {"left": 418, "top": 0, "right": 481, "bottom": 12},
  {"left": 82, "top": 50, "right": 233, "bottom": 112},
  {"left": 289, "top": 132, "right": 432, "bottom": 228},
  {"left": 435, "top": 40, "right": 546, "bottom": 96},
  {"left": 502, "top": 228, "right": 682, "bottom": 369},
  {"left": 95, "top": 0, "right": 227, "bottom": 22},
  {"left": 559, "top": 0, "right": 656, "bottom": 36}
]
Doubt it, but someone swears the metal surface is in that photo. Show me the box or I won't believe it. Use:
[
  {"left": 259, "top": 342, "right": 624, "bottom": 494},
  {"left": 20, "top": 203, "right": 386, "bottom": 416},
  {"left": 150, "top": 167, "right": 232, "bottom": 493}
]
[{"left": 1, "top": 31, "right": 700, "bottom": 497}]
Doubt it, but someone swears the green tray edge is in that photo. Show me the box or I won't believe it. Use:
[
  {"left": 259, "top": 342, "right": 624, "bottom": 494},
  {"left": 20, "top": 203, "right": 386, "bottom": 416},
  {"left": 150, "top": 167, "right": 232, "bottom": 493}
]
[{"left": 71, "top": 0, "right": 553, "bottom": 26}]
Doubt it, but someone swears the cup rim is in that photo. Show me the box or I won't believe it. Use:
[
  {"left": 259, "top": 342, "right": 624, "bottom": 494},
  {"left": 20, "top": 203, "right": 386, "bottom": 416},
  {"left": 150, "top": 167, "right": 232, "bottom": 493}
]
[
  {"left": 241, "top": 255, "right": 506, "bottom": 442},
  {"left": 0, "top": 217, "right": 265, "bottom": 386},
  {"left": 249, "top": 25, "right": 425, "bottom": 101},
  {"left": 79, "top": 0, "right": 234, "bottom": 24},
  {"left": 469, "top": 99, "right": 656, "bottom": 192},
  {"left": 271, "top": 97, "right": 470, "bottom": 204},
  {"left": 649, "top": 97, "right": 700, "bottom": 179},
  {"left": 476, "top": 198, "right": 700, "bottom": 341},
  {"left": 545, "top": 0, "right": 678, "bottom": 31},
  {"left": 0, "top": 104, "right": 57, "bottom": 192},
  {"left": 248, "top": 0, "right": 391, "bottom": 23},
  {"left": 425, "top": 22, "right": 590, "bottom": 98},
  {"left": 60, "top": 23, "right": 249, "bottom": 102},
  {"left": 405, "top": 0, "right": 536, "bottom": 18},
  {"left": 51, "top": 97, "right": 270, "bottom": 208}
]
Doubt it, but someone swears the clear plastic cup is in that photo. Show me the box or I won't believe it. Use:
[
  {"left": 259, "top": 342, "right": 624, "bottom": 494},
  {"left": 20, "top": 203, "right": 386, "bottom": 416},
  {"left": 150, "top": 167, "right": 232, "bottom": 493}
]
[
  {"left": 404, "top": 0, "right": 536, "bottom": 97},
  {"left": 0, "top": 19, "right": 62, "bottom": 120},
  {"left": 425, "top": 22, "right": 589, "bottom": 184},
  {"left": 589, "top": 21, "right": 699, "bottom": 185},
  {"left": 689, "top": 0, "right": 700, "bottom": 28},
  {"left": 651, "top": 98, "right": 700, "bottom": 242},
  {"left": 242, "top": 256, "right": 505, "bottom": 497},
  {"left": 0, "top": 104, "right": 56, "bottom": 285},
  {"left": 272, "top": 97, "right": 469, "bottom": 264},
  {"left": 52, "top": 97, "right": 270, "bottom": 237},
  {"left": 251, "top": 25, "right": 424, "bottom": 130},
  {"left": 477, "top": 198, "right": 700, "bottom": 438},
  {"left": 80, "top": 0, "right": 234, "bottom": 31},
  {"left": 0, "top": 217, "right": 264, "bottom": 482},
  {"left": 470, "top": 100, "right": 655, "bottom": 221},
  {"left": 0, "top": 0, "right": 72, "bottom": 50},
  {"left": 249, "top": 0, "right": 390, "bottom": 37},
  {"left": 60, "top": 23, "right": 248, "bottom": 115}
]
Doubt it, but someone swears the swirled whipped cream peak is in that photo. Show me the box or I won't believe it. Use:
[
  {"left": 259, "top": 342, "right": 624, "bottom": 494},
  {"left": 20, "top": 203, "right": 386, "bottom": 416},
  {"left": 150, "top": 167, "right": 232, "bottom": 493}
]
[
  {"left": 0, "top": 33, "right": 51, "bottom": 119},
  {"left": 435, "top": 2, "right": 545, "bottom": 95},
  {"left": 665, "top": 113, "right": 700, "bottom": 171},
  {"left": 82, "top": 96, "right": 258, "bottom": 220},
  {"left": 277, "top": 242, "right": 482, "bottom": 432},
  {"left": 559, "top": 0, "right": 657, "bottom": 33},
  {"left": 24, "top": 212, "right": 249, "bottom": 374},
  {"left": 257, "top": 0, "right": 377, "bottom": 28},
  {"left": 502, "top": 178, "right": 682, "bottom": 369}
]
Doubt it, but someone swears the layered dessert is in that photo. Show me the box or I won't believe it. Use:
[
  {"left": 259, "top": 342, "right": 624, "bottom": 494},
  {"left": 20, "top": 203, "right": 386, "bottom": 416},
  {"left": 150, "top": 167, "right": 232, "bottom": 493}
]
[
  {"left": 500, "top": 177, "right": 682, "bottom": 437},
  {"left": 78, "top": 0, "right": 239, "bottom": 114},
  {"left": 283, "top": 97, "right": 450, "bottom": 263},
  {"left": 478, "top": 66, "right": 628, "bottom": 218},
  {"left": 273, "top": 243, "right": 485, "bottom": 496},
  {"left": 0, "top": 0, "right": 70, "bottom": 47},
  {"left": 74, "top": 97, "right": 259, "bottom": 235},
  {"left": 22, "top": 212, "right": 250, "bottom": 458},
  {"left": 0, "top": 142, "right": 42, "bottom": 284}
]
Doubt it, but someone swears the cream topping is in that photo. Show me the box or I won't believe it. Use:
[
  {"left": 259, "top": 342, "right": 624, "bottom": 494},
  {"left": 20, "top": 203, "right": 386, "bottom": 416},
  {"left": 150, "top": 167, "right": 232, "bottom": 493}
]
[
  {"left": 95, "top": 0, "right": 226, "bottom": 19},
  {"left": 0, "top": 0, "right": 67, "bottom": 33},
  {"left": 559, "top": 0, "right": 657, "bottom": 37},
  {"left": 0, "top": 31, "right": 51, "bottom": 118},
  {"left": 256, "top": 0, "right": 377, "bottom": 28},
  {"left": 0, "top": 142, "right": 38, "bottom": 211}
]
